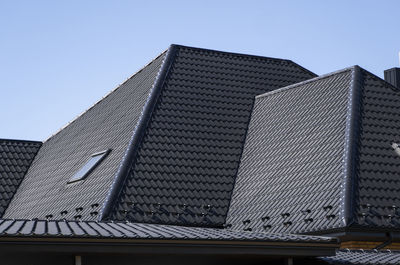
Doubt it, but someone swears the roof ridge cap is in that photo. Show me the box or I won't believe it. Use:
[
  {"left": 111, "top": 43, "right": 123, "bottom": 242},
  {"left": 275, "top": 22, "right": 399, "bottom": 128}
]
[
  {"left": 341, "top": 65, "right": 364, "bottom": 227},
  {"left": 171, "top": 44, "right": 316, "bottom": 76},
  {"left": 256, "top": 66, "right": 356, "bottom": 99}
]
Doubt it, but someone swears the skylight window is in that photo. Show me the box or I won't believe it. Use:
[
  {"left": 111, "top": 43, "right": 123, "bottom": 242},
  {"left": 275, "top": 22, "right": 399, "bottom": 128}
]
[{"left": 68, "top": 150, "right": 110, "bottom": 183}]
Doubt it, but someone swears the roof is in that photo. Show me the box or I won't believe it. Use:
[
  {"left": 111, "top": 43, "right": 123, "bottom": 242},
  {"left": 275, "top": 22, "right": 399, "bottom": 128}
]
[
  {"left": 320, "top": 250, "right": 400, "bottom": 265},
  {"left": 226, "top": 68, "right": 353, "bottom": 234},
  {"left": 4, "top": 44, "right": 400, "bottom": 238},
  {"left": 226, "top": 66, "right": 400, "bottom": 235},
  {"left": 353, "top": 69, "right": 400, "bottom": 230},
  {"left": 0, "top": 139, "right": 41, "bottom": 217},
  {"left": 7, "top": 44, "right": 400, "bottom": 263},
  {"left": 3, "top": 51, "right": 167, "bottom": 221},
  {"left": 3, "top": 45, "right": 317, "bottom": 227},
  {"left": 0, "top": 218, "right": 335, "bottom": 243},
  {"left": 0, "top": 218, "right": 338, "bottom": 257},
  {"left": 109, "top": 44, "right": 317, "bottom": 227}
]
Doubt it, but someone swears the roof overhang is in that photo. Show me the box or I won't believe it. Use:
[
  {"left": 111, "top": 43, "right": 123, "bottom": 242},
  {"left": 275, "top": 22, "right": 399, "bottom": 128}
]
[
  {"left": 306, "top": 226, "right": 400, "bottom": 242},
  {"left": 0, "top": 236, "right": 338, "bottom": 257}
]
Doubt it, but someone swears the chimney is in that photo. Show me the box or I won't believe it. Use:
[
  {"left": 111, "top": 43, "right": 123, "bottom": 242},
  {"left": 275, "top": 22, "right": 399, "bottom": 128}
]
[
  {"left": 384, "top": 67, "right": 400, "bottom": 89},
  {"left": 384, "top": 52, "right": 400, "bottom": 89}
]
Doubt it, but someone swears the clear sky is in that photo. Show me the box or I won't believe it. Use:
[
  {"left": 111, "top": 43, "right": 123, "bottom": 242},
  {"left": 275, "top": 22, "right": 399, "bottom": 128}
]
[{"left": 1, "top": 1, "right": 399, "bottom": 141}]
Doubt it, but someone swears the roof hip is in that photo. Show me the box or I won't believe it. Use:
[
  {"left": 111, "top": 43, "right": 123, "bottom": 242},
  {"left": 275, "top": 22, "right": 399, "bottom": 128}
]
[
  {"left": 99, "top": 45, "right": 178, "bottom": 220},
  {"left": 341, "top": 66, "right": 364, "bottom": 227}
]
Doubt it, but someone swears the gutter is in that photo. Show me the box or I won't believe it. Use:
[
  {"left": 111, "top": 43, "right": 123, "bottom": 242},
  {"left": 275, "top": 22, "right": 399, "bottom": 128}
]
[{"left": 0, "top": 237, "right": 338, "bottom": 257}]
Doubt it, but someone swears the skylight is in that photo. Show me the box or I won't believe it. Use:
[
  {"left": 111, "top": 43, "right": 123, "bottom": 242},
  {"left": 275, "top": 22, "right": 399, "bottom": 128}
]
[{"left": 68, "top": 150, "right": 110, "bottom": 183}]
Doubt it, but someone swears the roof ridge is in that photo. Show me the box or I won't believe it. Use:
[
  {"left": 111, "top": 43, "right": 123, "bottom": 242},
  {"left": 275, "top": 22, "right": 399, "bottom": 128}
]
[
  {"left": 43, "top": 48, "right": 169, "bottom": 143},
  {"left": 256, "top": 66, "right": 357, "bottom": 99},
  {"left": 361, "top": 66, "right": 400, "bottom": 91},
  {"left": 171, "top": 44, "right": 317, "bottom": 77},
  {"left": 0, "top": 138, "right": 42, "bottom": 145}
]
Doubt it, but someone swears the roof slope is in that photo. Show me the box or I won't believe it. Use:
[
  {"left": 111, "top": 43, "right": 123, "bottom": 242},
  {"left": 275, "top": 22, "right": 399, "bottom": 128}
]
[
  {"left": 109, "top": 45, "right": 317, "bottom": 226},
  {"left": 4, "top": 51, "right": 166, "bottom": 221},
  {"left": 353, "top": 70, "right": 400, "bottom": 229},
  {"left": 320, "top": 250, "right": 400, "bottom": 265},
  {"left": 227, "top": 66, "right": 400, "bottom": 235},
  {"left": 0, "top": 139, "right": 41, "bottom": 217},
  {"left": 226, "top": 68, "right": 354, "bottom": 234}
]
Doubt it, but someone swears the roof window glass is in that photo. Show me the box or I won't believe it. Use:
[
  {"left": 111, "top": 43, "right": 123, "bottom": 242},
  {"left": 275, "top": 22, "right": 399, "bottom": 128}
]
[{"left": 68, "top": 150, "right": 110, "bottom": 183}]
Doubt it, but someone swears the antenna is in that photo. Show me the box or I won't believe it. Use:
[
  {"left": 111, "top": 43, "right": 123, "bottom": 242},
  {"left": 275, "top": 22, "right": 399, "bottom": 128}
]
[{"left": 398, "top": 51, "right": 400, "bottom": 66}]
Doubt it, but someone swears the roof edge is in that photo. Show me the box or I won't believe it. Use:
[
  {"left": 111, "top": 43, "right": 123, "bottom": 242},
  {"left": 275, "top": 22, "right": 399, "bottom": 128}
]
[
  {"left": 0, "top": 239, "right": 338, "bottom": 257},
  {"left": 171, "top": 44, "right": 318, "bottom": 77},
  {"left": 256, "top": 66, "right": 355, "bottom": 99},
  {"left": 364, "top": 66, "right": 400, "bottom": 91},
  {"left": 287, "top": 59, "right": 318, "bottom": 78},
  {"left": 341, "top": 65, "right": 364, "bottom": 227},
  {"left": 99, "top": 45, "right": 178, "bottom": 220},
  {"left": 0, "top": 138, "right": 42, "bottom": 145}
]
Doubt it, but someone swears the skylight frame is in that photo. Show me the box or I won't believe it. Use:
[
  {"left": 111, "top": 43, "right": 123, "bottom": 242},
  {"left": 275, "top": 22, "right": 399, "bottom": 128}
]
[{"left": 68, "top": 149, "right": 111, "bottom": 184}]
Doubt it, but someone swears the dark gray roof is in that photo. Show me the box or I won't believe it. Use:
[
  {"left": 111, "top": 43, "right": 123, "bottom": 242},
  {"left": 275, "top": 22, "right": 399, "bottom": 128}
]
[
  {"left": 109, "top": 45, "right": 317, "bottom": 226},
  {"left": 353, "top": 70, "right": 400, "bottom": 229},
  {"left": 0, "top": 218, "right": 336, "bottom": 244},
  {"left": 226, "top": 68, "right": 353, "bottom": 234},
  {"left": 0, "top": 139, "right": 41, "bottom": 217},
  {"left": 226, "top": 66, "right": 400, "bottom": 235},
  {"left": 3, "top": 45, "right": 316, "bottom": 226},
  {"left": 320, "top": 250, "right": 400, "bottom": 265},
  {"left": 5, "top": 44, "right": 399, "bottom": 239},
  {"left": 4, "top": 51, "right": 167, "bottom": 221}
]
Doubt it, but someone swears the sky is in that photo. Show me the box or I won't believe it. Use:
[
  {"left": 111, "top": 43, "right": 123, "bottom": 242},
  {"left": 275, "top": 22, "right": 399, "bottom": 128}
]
[{"left": 1, "top": 1, "right": 399, "bottom": 141}]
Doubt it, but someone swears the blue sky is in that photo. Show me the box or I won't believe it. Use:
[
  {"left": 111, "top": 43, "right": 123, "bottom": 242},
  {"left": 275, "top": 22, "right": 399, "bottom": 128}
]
[{"left": 1, "top": 1, "right": 399, "bottom": 141}]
